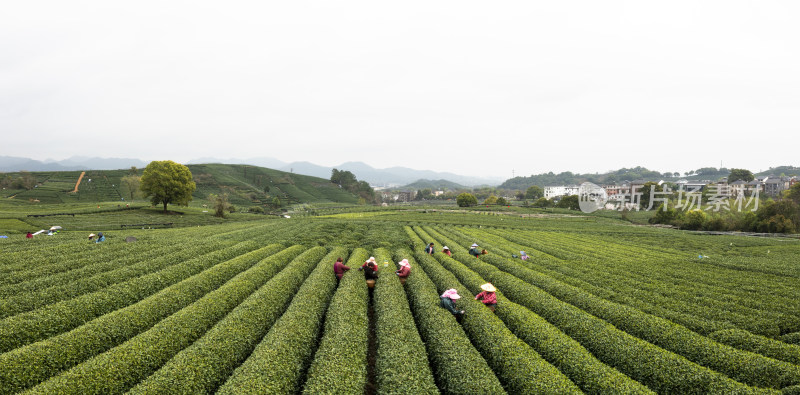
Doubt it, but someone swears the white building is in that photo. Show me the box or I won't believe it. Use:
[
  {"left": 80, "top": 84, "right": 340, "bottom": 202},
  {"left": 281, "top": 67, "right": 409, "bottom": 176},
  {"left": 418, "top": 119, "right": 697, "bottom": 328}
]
[{"left": 544, "top": 185, "right": 580, "bottom": 199}]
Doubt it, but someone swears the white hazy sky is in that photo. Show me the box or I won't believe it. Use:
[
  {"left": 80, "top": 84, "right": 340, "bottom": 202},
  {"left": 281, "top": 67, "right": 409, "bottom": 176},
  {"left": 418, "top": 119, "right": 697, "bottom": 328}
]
[{"left": 2, "top": 1, "right": 798, "bottom": 178}]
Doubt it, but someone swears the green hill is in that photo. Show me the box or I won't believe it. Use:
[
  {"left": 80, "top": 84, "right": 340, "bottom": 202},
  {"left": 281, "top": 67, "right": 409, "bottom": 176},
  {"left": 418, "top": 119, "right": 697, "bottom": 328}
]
[
  {"left": 188, "top": 164, "right": 357, "bottom": 206},
  {"left": 1, "top": 164, "right": 359, "bottom": 207}
]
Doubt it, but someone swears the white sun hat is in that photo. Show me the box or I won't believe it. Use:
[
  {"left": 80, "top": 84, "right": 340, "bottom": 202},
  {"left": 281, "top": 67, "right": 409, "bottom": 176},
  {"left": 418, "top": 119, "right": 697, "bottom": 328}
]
[{"left": 480, "top": 283, "right": 497, "bottom": 292}]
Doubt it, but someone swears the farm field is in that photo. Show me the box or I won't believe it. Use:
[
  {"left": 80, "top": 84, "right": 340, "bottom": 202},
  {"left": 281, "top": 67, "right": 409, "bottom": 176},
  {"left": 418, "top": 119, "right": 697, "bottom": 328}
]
[{"left": 1, "top": 210, "right": 799, "bottom": 394}]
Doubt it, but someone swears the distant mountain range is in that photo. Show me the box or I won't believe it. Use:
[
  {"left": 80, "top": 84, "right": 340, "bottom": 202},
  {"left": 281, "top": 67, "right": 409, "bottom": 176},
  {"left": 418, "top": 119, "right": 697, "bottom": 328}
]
[
  {"left": 186, "top": 157, "right": 502, "bottom": 187},
  {"left": 400, "top": 179, "right": 469, "bottom": 191},
  {"left": 0, "top": 156, "right": 148, "bottom": 172}
]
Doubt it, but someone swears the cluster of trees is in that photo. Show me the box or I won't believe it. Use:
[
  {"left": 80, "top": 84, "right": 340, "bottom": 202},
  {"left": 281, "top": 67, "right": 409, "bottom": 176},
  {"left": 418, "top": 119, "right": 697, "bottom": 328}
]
[
  {"left": 650, "top": 183, "right": 800, "bottom": 233},
  {"left": 453, "top": 192, "right": 578, "bottom": 210},
  {"left": 526, "top": 195, "right": 579, "bottom": 210},
  {"left": 406, "top": 185, "right": 541, "bottom": 204},
  {"left": 331, "top": 169, "right": 376, "bottom": 204},
  {"left": 0, "top": 172, "right": 36, "bottom": 190}
]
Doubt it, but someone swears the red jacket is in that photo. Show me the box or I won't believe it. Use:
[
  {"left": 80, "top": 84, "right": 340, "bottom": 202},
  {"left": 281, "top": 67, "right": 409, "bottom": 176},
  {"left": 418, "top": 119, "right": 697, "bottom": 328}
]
[
  {"left": 333, "top": 261, "right": 350, "bottom": 279},
  {"left": 475, "top": 291, "right": 497, "bottom": 305},
  {"left": 360, "top": 262, "right": 378, "bottom": 273},
  {"left": 395, "top": 265, "right": 410, "bottom": 278}
]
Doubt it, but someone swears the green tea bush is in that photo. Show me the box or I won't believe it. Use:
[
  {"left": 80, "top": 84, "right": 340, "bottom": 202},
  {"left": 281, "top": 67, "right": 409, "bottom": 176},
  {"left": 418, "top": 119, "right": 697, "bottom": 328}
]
[
  {"left": 213, "top": 247, "right": 346, "bottom": 394},
  {"left": 478, "top": 251, "right": 800, "bottom": 389},
  {"left": 0, "top": 222, "right": 261, "bottom": 296},
  {"left": 122, "top": 247, "right": 333, "bottom": 394},
  {"left": 783, "top": 332, "right": 800, "bottom": 345},
  {"left": 0, "top": 240, "right": 224, "bottom": 318},
  {"left": 439, "top": 225, "right": 800, "bottom": 386},
  {"left": 393, "top": 248, "right": 505, "bottom": 394},
  {"left": 710, "top": 329, "right": 800, "bottom": 365},
  {"left": 0, "top": 241, "right": 167, "bottom": 291},
  {"left": 475, "top": 227, "right": 795, "bottom": 337},
  {"left": 32, "top": 245, "right": 321, "bottom": 394},
  {"left": 371, "top": 248, "right": 438, "bottom": 394},
  {"left": 415, "top": 227, "right": 653, "bottom": 394},
  {"left": 405, "top": 227, "right": 581, "bottom": 394},
  {"left": 0, "top": 239, "right": 268, "bottom": 353},
  {"left": 0, "top": 244, "right": 290, "bottom": 394},
  {"left": 420, "top": 226, "right": 751, "bottom": 393},
  {"left": 303, "top": 249, "right": 370, "bottom": 394}
]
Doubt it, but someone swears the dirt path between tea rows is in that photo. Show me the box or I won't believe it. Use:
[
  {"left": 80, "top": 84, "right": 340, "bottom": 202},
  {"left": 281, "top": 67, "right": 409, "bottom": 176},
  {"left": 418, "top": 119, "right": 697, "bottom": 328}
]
[{"left": 71, "top": 171, "right": 86, "bottom": 193}]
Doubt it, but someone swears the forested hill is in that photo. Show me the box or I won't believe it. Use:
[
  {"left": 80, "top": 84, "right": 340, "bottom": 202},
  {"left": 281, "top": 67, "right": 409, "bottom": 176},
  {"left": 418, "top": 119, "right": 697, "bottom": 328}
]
[
  {"left": 499, "top": 167, "right": 668, "bottom": 189},
  {"left": 499, "top": 165, "right": 800, "bottom": 189}
]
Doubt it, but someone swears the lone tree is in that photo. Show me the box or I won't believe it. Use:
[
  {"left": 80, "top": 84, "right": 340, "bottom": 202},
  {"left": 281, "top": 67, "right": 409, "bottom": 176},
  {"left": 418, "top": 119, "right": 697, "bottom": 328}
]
[
  {"left": 456, "top": 193, "right": 477, "bottom": 207},
  {"left": 120, "top": 175, "right": 141, "bottom": 200},
  {"left": 140, "top": 160, "right": 196, "bottom": 212},
  {"left": 208, "top": 193, "right": 231, "bottom": 218}
]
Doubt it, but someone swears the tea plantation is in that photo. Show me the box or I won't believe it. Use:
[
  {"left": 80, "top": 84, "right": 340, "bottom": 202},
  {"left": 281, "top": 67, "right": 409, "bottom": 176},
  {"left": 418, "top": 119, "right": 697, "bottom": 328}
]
[{"left": 1, "top": 206, "right": 799, "bottom": 394}]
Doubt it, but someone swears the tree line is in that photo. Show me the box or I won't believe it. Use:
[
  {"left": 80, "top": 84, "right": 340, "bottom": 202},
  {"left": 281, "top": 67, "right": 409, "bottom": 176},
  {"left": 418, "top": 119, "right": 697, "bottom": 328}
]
[{"left": 330, "top": 169, "right": 377, "bottom": 204}]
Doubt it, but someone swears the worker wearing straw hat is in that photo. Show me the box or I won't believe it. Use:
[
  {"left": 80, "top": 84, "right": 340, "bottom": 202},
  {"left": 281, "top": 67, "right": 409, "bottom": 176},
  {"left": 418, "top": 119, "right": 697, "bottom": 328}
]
[
  {"left": 475, "top": 283, "right": 497, "bottom": 312},
  {"left": 395, "top": 258, "right": 411, "bottom": 284},
  {"left": 441, "top": 246, "right": 451, "bottom": 256},
  {"left": 359, "top": 257, "right": 379, "bottom": 288},
  {"left": 468, "top": 243, "right": 481, "bottom": 258},
  {"left": 359, "top": 257, "right": 379, "bottom": 273}
]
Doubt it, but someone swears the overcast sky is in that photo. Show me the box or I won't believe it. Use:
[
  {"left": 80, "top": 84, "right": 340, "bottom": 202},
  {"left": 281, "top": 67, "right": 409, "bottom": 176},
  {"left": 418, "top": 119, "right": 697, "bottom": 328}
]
[{"left": 2, "top": 1, "right": 798, "bottom": 178}]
